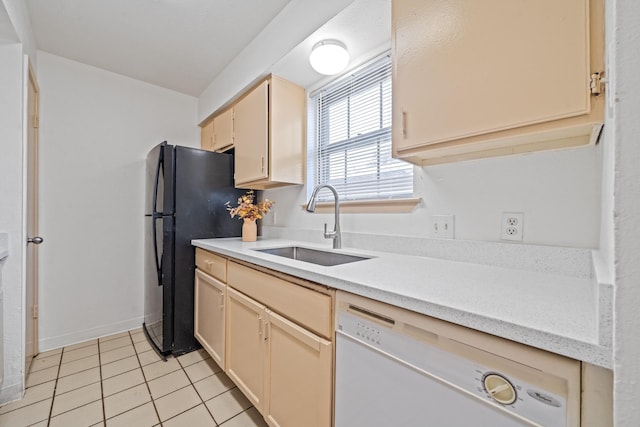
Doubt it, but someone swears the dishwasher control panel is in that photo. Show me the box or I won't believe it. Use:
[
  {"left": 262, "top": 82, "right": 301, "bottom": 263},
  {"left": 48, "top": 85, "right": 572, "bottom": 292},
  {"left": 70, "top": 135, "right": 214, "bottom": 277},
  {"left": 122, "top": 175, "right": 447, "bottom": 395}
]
[
  {"left": 354, "top": 320, "right": 382, "bottom": 345},
  {"left": 338, "top": 309, "right": 569, "bottom": 427}
]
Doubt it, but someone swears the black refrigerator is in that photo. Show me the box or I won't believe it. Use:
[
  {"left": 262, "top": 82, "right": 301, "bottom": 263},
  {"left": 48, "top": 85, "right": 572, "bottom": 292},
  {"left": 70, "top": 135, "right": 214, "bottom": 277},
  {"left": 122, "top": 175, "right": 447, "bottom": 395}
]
[{"left": 143, "top": 142, "right": 243, "bottom": 357}]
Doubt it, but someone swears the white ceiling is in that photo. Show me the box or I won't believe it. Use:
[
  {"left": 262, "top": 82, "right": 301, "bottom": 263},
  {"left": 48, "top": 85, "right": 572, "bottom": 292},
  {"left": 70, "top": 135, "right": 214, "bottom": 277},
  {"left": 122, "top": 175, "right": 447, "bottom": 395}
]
[
  {"left": 0, "top": 3, "right": 19, "bottom": 44},
  {"left": 24, "top": 0, "right": 390, "bottom": 97},
  {"left": 26, "top": 0, "right": 291, "bottom": 96}
]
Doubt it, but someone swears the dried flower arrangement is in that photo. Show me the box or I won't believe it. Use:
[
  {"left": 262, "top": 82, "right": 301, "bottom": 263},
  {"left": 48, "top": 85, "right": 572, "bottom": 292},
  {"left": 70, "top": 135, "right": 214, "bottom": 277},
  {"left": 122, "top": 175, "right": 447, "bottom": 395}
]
[{"left": 226, "top": 190, "right": 274, "bottom": 222}]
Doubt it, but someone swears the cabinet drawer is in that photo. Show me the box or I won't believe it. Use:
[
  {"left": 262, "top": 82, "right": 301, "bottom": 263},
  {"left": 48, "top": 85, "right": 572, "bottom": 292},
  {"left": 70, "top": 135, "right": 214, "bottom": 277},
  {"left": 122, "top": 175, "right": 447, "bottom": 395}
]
[
  {"left": 227, "top": 261, "right": 332, "bottom": 339},
  {"left": 195, "top": 248, "right": 227, "bottom": 282}
]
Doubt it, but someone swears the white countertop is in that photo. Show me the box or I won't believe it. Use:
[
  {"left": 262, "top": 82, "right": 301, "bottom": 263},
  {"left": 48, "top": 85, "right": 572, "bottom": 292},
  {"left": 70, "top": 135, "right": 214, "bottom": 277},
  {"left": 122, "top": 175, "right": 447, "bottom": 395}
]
[{"left": 192, "top": 237, "right": 611, "bottom": 368}]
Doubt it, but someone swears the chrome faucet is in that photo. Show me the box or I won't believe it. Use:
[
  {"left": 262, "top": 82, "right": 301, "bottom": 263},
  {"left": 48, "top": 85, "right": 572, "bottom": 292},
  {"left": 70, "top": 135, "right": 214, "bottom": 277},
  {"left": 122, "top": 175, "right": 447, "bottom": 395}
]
[{"left": 306, "top": 184, "right": 341, "bottom": 249}]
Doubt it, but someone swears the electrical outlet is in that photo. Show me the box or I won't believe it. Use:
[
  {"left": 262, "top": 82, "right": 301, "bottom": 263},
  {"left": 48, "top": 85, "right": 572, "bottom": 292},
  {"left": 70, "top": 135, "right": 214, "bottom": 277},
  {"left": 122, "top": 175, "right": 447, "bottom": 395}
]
[
  {"left": 501, "top": 212, "right": 524, "bottom": 241},
  {"left": 431, "top": 214, "right": 455, "bottom": 239}
]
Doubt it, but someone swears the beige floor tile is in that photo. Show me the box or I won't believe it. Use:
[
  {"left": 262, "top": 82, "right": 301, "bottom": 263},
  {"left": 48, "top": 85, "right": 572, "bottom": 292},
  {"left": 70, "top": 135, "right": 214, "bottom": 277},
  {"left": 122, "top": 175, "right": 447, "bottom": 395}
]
[
  {"left": 100, "top": 345, "right": 135, "bottom": 365},
  {"left": 137, "top": 350, "right": 163, "bottom": 366},
  {"left": 99, "top": 331, "right": 130, "bottom": 342},
  {"left": 162, "top": 403, "right": 215, "bottom": 427},
  {"left": 194, "top": 371, "right": 235, "bottom": 402},
  {"left": 177, "top": 348, "right": 210, "bottom": 368},
  {"left": 100, "top": 336, "right": 132, "bottom": 353},
  {"left": 26, "top": 365, "right": 58, "bottom": 387},
  {"left": 59, "top": 354, "right": 100, "bottom": 377},
  {"left": 130, "top": 330, "right": 146, "bottom": 343},
  {"left": 64, "top": 339, "right": 98, "bottom": 352},
  {"left": 56, "top": 367, "right": 101, "bottom": 395},
  {"left": 184, "top": 358, "right": 222, "bottom": 383},
  {"left": 220, "top": 407, "right": 267, "bottom": 427},
  {"left": 62, "top": 344, "right": 99, "bottom": 364},
  {"left": 49, "top": 400, "right": 104, "bottom": 427},
  {"left": 0, "top": 398, "right": 52, "bottom": 426},
  {"left": 30, "top": 352, "right": 61, "bottom": 373},
  {"left": 29, "top": 421, "right": 49, "bottom": 427},
  {"left": 154, "top": 385, "right": 202, "bottom": 422},
  {"left": 105, "top": 402, "right": 159, "bottom": 427},
  {"left": 147, "top": 369, "right": 190, "bottom": 400},
  {"left": 102, "top": 368, "right": 145, "bottom": 397},
  {"left": 52, "top": 382, "right": 102, "bottom": 416},
  {"left": 0, "top": 381, "right": 55, "bottom": 415},
  {"left": 206, "top": 388, "right": 251, "bottom": 425},
  {"left": 142, "top": 358, "right": 181, "bottom": 381},
  {"left": 104, "top": 383, "right": 151, "bottom": 419},
  {"left": 134, "top": 338, "right": 153, "bottom": 354},
  {"left": 101, "top": 355, "right": 140, "bottom": 379}
]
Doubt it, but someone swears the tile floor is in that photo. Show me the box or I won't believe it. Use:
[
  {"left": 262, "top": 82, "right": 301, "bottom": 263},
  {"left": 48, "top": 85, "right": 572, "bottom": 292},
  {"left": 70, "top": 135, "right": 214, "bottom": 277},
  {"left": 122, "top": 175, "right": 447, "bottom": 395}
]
[{"left": 0, "top": 328, "right": 268, "bottom": 427}]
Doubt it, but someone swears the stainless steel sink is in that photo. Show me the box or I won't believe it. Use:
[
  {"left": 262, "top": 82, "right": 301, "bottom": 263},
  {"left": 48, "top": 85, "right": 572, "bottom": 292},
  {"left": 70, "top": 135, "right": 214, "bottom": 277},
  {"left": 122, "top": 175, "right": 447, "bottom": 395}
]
[{"left": 253, "top": 246, "right": 371, "bottom": 266}]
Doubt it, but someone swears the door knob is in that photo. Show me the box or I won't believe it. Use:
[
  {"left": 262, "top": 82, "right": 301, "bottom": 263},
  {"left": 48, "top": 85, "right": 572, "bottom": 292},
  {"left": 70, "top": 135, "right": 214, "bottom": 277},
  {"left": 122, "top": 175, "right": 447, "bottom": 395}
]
[{"left": 27, "top": 236, "right": 44, "bottom": 244}]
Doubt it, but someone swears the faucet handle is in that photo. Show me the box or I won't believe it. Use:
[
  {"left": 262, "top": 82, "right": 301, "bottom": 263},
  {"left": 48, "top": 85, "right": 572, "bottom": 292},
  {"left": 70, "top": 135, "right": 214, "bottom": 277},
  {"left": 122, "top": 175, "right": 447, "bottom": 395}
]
[{"left": 323, "top": 223, "right": 336, "bottom": 239}]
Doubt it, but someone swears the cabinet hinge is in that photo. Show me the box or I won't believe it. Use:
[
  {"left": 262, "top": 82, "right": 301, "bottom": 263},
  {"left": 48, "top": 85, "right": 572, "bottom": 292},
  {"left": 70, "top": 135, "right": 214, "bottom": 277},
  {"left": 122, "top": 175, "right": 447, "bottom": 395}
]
[
  {"left": 590, "top": 72, "right": 605, "bottom": 96},
  {"left": 33, "top": 115, "right": 39, "bottom": 129},
  {"left": 32, "top": 305, "right": 38, "bottom": 319}
]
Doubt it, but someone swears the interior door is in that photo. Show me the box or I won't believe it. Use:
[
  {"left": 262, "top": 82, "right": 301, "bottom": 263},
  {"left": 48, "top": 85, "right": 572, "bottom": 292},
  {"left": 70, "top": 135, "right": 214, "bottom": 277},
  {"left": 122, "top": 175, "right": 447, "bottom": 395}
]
[{"left": 25, "top": 65, "right": 40, "bottom": 373}]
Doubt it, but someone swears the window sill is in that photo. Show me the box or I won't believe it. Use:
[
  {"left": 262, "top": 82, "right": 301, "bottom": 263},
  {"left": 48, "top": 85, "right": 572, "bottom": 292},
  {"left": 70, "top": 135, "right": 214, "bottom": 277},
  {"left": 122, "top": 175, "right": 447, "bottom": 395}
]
[{"left": 300, "top": 198, "right": 421, "bottom": 214}]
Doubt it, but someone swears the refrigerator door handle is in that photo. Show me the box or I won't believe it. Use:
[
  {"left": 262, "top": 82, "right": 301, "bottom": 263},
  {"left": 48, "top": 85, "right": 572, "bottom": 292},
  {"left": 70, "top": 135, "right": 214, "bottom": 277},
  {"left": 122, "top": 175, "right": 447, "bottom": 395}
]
[
  {"left": 153, "top": 147, "right": 164, "bottom": 215},
  {"left": 153, "top": 216, "right": 162, "bottom": 286}
]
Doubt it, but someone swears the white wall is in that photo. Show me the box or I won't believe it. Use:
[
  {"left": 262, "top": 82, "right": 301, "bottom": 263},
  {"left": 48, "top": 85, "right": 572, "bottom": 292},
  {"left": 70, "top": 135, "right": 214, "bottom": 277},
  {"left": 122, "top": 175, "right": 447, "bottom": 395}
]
[
  {"left": 611, "top": 0, "right": 640, "bottom": 425},
  {"left": 265, "top": 144, "right": 602, "bottom": 248},
  {"left": 37, "top": 52, "right": 198, "bottom": 350},
  {"left": 0, "top": 43, "right": 26, "bottom": 404}
]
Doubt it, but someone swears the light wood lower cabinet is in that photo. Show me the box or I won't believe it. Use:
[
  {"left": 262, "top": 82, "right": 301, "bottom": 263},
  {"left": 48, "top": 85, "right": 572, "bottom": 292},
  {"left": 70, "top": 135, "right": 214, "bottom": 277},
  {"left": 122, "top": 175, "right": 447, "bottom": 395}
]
[
  {"left": 226, "top": 287, "right": 267, "bottom": 410},
  {"left": 265, "top": 310, "right": 332, "bottom": 427},
  {"left": 224, "top": 261, "right": 333, "bottom": 427},
  {"left": 194, "top": 269, "right": 226, "bottom": 368}
]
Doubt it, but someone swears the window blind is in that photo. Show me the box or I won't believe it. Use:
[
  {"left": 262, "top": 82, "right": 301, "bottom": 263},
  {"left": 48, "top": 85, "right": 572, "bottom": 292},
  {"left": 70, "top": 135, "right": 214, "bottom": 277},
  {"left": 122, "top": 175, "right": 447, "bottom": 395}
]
[{"left": 309, "top": 53, "right": 413, "bottom": 202}]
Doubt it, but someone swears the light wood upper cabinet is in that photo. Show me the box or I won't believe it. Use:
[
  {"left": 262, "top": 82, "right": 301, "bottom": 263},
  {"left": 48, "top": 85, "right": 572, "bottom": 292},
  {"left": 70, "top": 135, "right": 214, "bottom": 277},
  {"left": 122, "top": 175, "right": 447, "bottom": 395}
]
[
  {"left": 392, "top": 0, "right": 605, "bottom": 165},
  {"left": 200, "top": 119, "right": 214, "bottom": 151},
  {"left": 213, "top": 107, "right": 234, "bottom": 152},
  {"left": 194, "top": 269, "right": 226, "bottom": 368},
  {"left": 234, "top": 75, "right": 305, "bottom": 189},
  {"left": 234, "top": 80, "right": 270, "bottom": 185}
]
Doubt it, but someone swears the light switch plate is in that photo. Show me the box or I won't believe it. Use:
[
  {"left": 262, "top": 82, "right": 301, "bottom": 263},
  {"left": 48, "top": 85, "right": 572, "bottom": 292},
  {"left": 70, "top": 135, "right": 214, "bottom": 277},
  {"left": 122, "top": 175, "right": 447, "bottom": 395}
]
[{"left": 431, "top": 214, "right": 455, "bottom": 239}]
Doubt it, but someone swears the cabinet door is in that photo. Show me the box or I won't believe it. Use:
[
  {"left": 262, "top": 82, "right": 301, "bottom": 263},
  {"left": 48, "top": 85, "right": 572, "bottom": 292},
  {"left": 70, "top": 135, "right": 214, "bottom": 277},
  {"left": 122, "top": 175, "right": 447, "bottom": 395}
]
[
  {"left": 200, "top": 119, "right": 214, "bottom": 151},
  {"left": 393, "top": 0, "right": 600, "bottom": 158},
  {"left": 264, "top": 310, "right": 332, "bottom": 427},
  {"left": 213, "top": 108, "right": 234, "bottom": 151},
  {"left": 234, "top": 80, "right": 269, "bottom": 186},
  {"left": 226, "top": 287, "right": 267, "bottom": 411},
  {"left": 194, "top": 269, "right": 225, "bottom": 368}
]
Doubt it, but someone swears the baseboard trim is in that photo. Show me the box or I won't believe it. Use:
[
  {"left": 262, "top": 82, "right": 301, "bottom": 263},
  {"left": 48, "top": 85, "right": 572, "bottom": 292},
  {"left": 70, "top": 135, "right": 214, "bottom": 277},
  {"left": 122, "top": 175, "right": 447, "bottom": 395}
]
[{"left": 39, "top": 316, "right": 144, "bottom": 352}]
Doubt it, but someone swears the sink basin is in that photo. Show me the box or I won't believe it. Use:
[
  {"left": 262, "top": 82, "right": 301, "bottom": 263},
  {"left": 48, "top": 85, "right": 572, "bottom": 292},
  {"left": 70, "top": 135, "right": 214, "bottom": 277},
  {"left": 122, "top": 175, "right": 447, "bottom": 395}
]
[{"left": 253, "top": 246, "right": 371, "bottom": 266}]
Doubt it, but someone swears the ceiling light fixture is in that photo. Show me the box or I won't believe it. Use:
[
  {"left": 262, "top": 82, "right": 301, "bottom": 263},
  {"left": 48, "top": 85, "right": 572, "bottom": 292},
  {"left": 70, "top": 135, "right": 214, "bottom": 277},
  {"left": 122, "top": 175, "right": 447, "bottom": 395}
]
[{"left": 309, "top": 40, "right": 350, "bottom": 76}]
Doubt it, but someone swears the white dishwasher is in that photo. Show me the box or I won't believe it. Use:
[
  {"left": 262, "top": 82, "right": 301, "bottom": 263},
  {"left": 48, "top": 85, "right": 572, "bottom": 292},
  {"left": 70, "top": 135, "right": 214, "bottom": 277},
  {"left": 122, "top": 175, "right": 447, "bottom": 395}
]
[{"left": 334, "top": 291, "right": 581, "bottom": 427}]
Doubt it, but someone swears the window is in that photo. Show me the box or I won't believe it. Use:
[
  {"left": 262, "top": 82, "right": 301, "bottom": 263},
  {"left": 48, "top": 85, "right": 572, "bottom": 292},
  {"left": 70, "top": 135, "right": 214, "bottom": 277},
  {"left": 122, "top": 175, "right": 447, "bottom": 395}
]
[{"left": 308, "top": 53, "right": 413, "bottom": 203}]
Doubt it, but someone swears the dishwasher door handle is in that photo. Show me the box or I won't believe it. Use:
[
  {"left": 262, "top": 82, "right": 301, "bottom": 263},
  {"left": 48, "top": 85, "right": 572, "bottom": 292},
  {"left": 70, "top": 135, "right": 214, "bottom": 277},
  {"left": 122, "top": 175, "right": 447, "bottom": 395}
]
[{"left": 347, "top": 304, "right": 396, "bottom": 325}]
